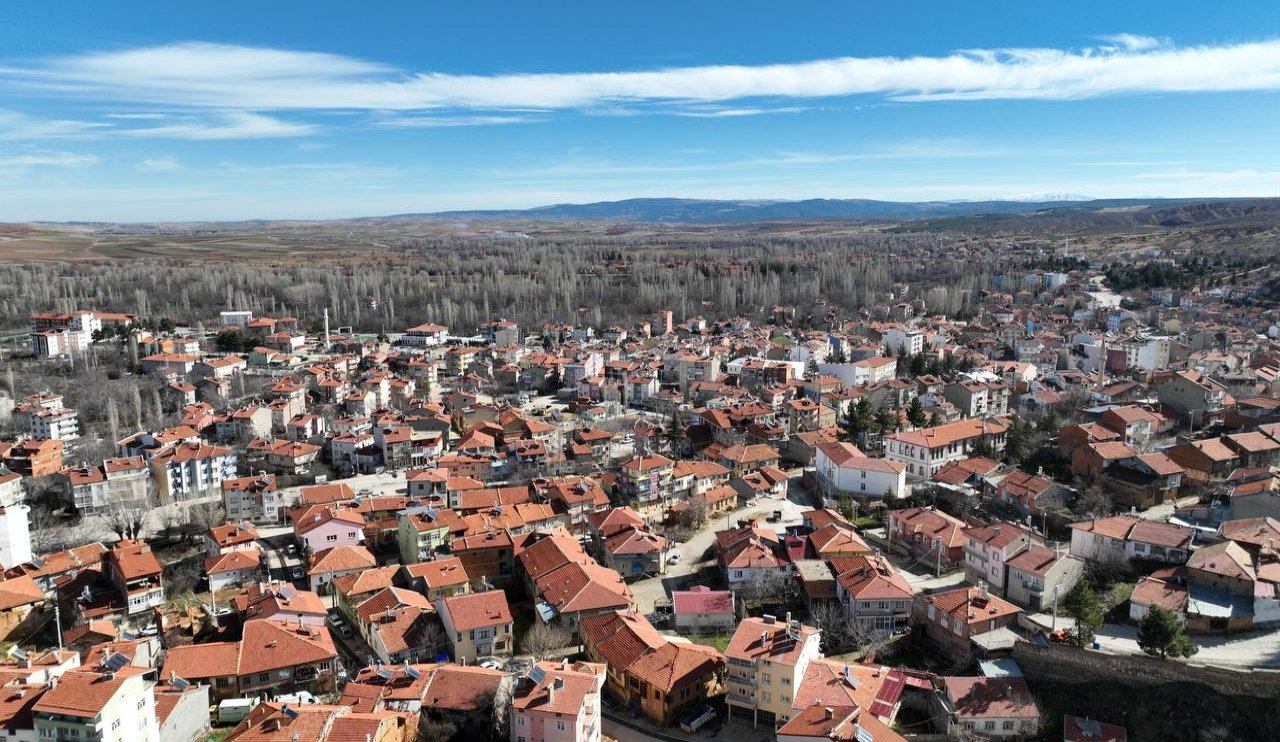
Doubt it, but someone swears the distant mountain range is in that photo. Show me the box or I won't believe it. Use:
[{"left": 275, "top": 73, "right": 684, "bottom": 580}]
[{"left": 382, "top": 196, "right": 1258, "bottom": 223}]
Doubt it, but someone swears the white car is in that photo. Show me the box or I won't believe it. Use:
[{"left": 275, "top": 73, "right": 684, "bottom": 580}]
[{"left": 668, "top": 553, "right": 681, "bottom": 564}]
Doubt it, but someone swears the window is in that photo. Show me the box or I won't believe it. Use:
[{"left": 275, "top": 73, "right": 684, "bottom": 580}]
[
  {"left": 326, "top": 534, "right": 337, "bottom": 541},
  {"left": 984, "top": 721, "right": 995, "bottom": 731},
  {"left": 556, "top": 721, "right": 566, "bottom": 731},
  {"left": 762, "top": 673, "right": 771, "bottom": 684},
  {"left": 1003, "top": 720, "right": 1015, "bottom": 731}
]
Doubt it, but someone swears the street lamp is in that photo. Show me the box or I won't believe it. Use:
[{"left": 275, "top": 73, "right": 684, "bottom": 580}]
[{"left": 1050, "top": 583, "right": 1062, "bottom": 633}]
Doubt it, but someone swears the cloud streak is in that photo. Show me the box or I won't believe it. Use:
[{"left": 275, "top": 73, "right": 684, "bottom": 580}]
[{"left": 4, "top": 36, "right": 1280, "bottom": 114}]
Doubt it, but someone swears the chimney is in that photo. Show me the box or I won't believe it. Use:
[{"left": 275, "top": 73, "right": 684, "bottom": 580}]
[{"left": 824, "top": 707, "right": 833, "bottom": 720}]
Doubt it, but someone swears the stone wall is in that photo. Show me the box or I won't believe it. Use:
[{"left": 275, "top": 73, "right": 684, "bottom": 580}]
[{"left": 1011, "top": 640, "right": 1280, "bottom": 698}]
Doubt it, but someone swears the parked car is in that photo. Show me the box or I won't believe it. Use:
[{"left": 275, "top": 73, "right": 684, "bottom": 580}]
[
  {"left": 285, "top": 544, "right": 298, "bottom": 557},
  {"left": 680, "top": 705, "right": 717, "bottom": 733},
  {"left": 290, "top": 565, "right": 305, "bottom": 579},
  {"left": 668, "top": 552, "right": 681, "bottom": 564}
]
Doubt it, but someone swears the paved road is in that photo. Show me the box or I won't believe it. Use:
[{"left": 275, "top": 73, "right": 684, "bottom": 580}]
[
  {"left": 1093, "top": 621, "right": 1280, "bottom": 670},
  {"left": 629, "top": 489, "right": 812, "bottom": 614}
]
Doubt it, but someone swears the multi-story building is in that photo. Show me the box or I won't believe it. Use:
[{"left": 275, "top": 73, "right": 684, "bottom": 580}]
[
  {"left": 578, "top": 610, "right": 722, "bottom": 725},
  {"left": 1003, "top": 546, "right": 1086, "bottom": 612},
  {"left": 832, "top": 554, "right": 914, "bottom": 635},
  {"left": 221, "top": 473, "right": 289, "bottom": 525},
  {"left": 57, "top": 456, "right": 152, "bottom": 515},
  {"left": 148, "top": 442, "right": 237, "bottom": 504},
  {"left": 616, "top": 455, "right": 676, "bottom": 522},
  {"left": 33, "top": 668, "right": 160, "bottom": 742},
  {"left": 437, "top": 589, "right": 514, "bottom": 663},
  {"left": 15, "top": 394, "right": 80, "bottom": 441},
  {"left": 2, "top": 438, "right": 64, "bottom": 477},
  {"left": 160, "top": 619, "right": 339, "bottom": 701},
  {"left": 105, "top": 540, "right": 165, "bottom": 618},
  {"left": 918, "top": 585, "right": 1021, "bottom": 657},
  {"left": 942, "top": 379, "right": 1009, "bottom": 420},
  {"left": 511, "top": 661, "right": 607, "bottom": 742},
  {"left": 1153, "top": 370, "right": 1229, "bottom": 428},
  {"left": 0, "top": 468, "right": 21, "bottom": 509},
  {"left": 724, "top": 615, "right": 823, "bottom": 729},
  {"left": 887, "top": 506, "right": 967, "bottom": 569},
  {"left": 882, "top": 326, "right": 923, "bottom": 356},
  {"left": 962, "top": 523, "right": 1036, "bottom": 596},
  {"left": 0, "top": 504, "right": 32, "bottom": 570},
  {"left": 814, "top": 441, "right": 908, "bottom": 501},
  {"left": 884, "top": 418, "right": 1009, "bottom": 480}
]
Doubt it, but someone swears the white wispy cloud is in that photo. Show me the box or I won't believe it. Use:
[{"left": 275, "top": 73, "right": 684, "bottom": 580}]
[
  {"left": 374, "top": 114, "right": 542, "bottom": 128},
  {"left": 673, "top": 106, "right": 809, "bottom": 118},
  {"left": 0, "top": 150, "right": 98, "bottom": 177},
  {"left": 1094, "top": 34, "right": 1164, "bottom": 52},
  {"left": 4, "top": 36, "right": 1280, "bottom": 113},
  {"left": 0, "top": 109, "right": 111, "bottom": 139},
  {"left": 117, "top": 112, "right": 314, "bottom": 140},
  {"left": 136, "top": 156, "right": 180, "bottom": 172}
]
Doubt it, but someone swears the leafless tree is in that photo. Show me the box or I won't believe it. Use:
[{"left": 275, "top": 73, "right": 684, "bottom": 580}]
[
  {"left": 743, "top": 569, "right": 799, "bottom": 605},
  {"left": 130, "top": 383, "right": 144, "bottom": 430},
  {"left": 520, "top": 620, "right": 573, "bottom": 661},
  {"left": 186, "top": 502, "right": 228, "bottom": 535},
  {"left": 105, "top": 397, "right": 120, "bottom": 444},
  {"left": 103, "top": 498, "right": 147, "bottom": 541}
]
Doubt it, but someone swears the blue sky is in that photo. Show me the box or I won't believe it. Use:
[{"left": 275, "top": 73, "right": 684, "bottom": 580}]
[{"left": 2, "top": 1, "right": 1279, "bottom": 220}]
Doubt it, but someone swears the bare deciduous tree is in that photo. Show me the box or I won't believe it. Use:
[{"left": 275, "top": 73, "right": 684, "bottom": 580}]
[
  {"left": 103, "top": 499, "right": 147, "bottom": 541},
  {"left": 520, "top": 620, "right": 573, "bottom": 661}
]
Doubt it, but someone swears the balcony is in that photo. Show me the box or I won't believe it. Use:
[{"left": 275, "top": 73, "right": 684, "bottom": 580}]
[
  {"left": 727, "top": 657, "right": 756, "bottom": 669},
  {"left": 727, "top": 673, "right": 756, "bottom": 687},
  {"left": 726, "top": 691, "right": 755, "bottom": 707}
]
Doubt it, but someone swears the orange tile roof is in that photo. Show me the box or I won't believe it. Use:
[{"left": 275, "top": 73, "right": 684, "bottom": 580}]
[
  {"left": 439, "top": 590, "right": 511, "bottom": 632},
  {"left": 33, "top": 667, "right": 146, "bottom": 718}
]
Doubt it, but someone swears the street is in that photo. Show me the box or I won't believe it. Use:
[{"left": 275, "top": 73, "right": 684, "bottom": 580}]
[
  {"left": 1093, "top": 621, "right": 1280, "bottom": 670},
  {"left": 630, "top": 487, "right": 812, "bottom": 614}
]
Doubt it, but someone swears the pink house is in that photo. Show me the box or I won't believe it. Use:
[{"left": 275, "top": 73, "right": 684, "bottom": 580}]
[
  {"left": 292, "top": 504, "right": 366, "bottom": 553},
  {"left": 512, "top": 661, "right": 606, "bottom": 742}
]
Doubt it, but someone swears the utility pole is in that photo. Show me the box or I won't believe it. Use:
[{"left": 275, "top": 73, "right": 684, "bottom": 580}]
[
  {"left": 53, "top": 601, "right": 63, "bottom": 650},
  {"left": 1050, "top": 583, "right": 1062, "bottom": 633}
]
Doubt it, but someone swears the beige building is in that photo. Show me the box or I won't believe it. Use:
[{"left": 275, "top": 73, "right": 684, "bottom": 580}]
[{"left": 724, "top": 615, "right": 823, "bottom": 729}]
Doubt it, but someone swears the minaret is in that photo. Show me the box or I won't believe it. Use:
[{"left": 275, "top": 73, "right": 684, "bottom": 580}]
[{"left": 323, "top": 308, "right": 331, "bottom": 353}]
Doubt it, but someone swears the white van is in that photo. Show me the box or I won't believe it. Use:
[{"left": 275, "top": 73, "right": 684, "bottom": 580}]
[{"left": 217, "top": 698, "right": 259, "bottom": 725}]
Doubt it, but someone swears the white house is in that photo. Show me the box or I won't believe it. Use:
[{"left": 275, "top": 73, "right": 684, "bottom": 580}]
[
  {"left": 402, "top": 322, "right": 449, "bottom": 347},
  {"left": 884, "top": 418, "right": 1008, "bottom": 480},
  {"left": 814, "top": 441, "right": 908, "bottom": 500},
  {"left": 1067, "top": 515, "right": 1194, "bottom": 565}
]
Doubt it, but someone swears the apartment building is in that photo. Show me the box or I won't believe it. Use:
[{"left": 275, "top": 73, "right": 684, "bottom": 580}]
[
  {"left": 57, "top": 456, "right": 152, "bottom": 515},
  {"left": 724, "top": 615, "right": 823, "bottom": 729},
  {"left": 616, "top": 455, "right": 677, "bottom": 522},
  {"left": 32, "top": 668, "right": 161, "bottom": 742},
  {"left": 148, "top": 442, "right": 237, "bottom": 504},
  {"left": 221, "top": 473, "right": 289, "bottom": 525}
]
